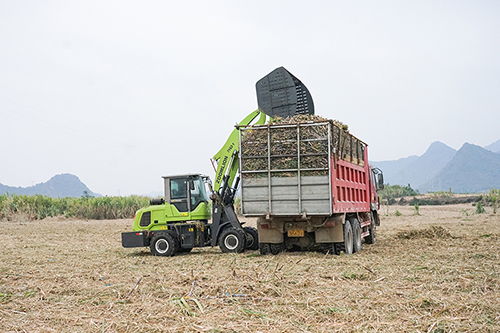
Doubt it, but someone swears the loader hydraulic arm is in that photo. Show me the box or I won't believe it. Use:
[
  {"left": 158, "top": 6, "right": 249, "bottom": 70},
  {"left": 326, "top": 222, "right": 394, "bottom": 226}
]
[
  {"left": 212, "top": 110, "right": 266, "bottom": 193},
  {"left": 211, "top": 66, "right": 314, "bottom": 195}
]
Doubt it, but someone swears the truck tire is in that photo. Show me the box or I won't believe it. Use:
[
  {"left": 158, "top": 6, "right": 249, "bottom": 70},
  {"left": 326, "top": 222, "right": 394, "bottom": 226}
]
[
  {"left": 336, "top": 220, "right": 353, "bottom": 255},
  {"left": 352, "top": 219, "right": 362, "bottom": 253},
  {"left": 259, "top": 242, "right": 284, "bottom": 255},
  {"left": 322, "top": 243, "right": 337, "bottom": 255},
  {"left": 365, "top": 222, "right": 376, "bottom": 244},
  {"left": 219, "top": 227, "right": 246, "bottom": 253},
  {"left": 150, "top": 233, "right": 177, "bottom": 257},
  {"left": 270, "top": 243, "right": 285, "bottom": 255},
  {"left": 259, "top": 243, "right": 271, "bottom": 255},
  {"left": 244, "top": 227, "right": 259, "bottom": 250}
]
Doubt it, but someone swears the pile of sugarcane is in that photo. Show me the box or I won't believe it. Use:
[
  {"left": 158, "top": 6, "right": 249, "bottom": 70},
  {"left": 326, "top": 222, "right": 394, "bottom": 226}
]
[
  {"left": 241, "top": 114, "right": 357, "bottom": 177},
  {"left": 268, "top": 114, "right": 349, "bottom": 131}
]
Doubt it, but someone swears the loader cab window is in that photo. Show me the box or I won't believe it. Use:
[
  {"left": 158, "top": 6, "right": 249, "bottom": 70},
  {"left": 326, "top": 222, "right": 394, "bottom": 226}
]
[
  {"left": 190, "top": 177, "right": 209, "bottom": 210},
  {"left": 170, "top": 178, "right": 188, "bottom": 212},
  {"left": 169, "top": 177, "right": 208, "bottom": 213}
]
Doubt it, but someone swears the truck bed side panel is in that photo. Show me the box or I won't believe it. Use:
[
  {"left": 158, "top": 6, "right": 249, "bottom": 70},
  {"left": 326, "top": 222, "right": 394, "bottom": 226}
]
[
  {"left": 331, "top": 158, "right": 371, "bottom": 213},
  {"left": 242, "top": 175, "right": 330, "bottom": 215}
]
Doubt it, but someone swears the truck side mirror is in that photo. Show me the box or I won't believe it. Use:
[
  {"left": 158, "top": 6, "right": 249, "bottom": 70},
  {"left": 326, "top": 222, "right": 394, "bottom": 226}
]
[
  {"left": 189, "top": 180, "right": 195, "bottom": 191},
  {"left": 377, "top": 173, "right": 384, "bottom": 190}
]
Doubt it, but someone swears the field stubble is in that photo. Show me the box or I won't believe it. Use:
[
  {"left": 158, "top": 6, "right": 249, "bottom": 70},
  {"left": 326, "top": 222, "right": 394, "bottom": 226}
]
[{"left": 1, "top": 204, "right": 499, "bottom": 332}]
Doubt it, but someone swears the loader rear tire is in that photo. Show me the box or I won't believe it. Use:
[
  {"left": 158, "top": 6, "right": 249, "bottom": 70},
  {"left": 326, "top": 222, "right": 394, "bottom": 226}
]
[
  {"left": 219, "top": 227, "right": 246, "bottom": 253},
  {"left": 244, "top": 227, "right": 259, "bottom": 250},
  {"left": 150, "top": 233, "right": 177, "bottom": 257}
]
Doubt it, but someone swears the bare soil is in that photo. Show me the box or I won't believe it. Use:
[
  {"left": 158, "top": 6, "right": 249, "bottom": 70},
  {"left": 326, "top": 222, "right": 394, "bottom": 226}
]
[{"left": 1, "top": 203, "right": 499, "bottom": 332}]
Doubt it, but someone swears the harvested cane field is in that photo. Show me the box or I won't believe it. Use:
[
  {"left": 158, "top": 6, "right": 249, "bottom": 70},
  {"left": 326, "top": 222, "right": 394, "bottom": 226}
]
[{"left": 1, "top": 204, "right": 499, "bottom": 332}]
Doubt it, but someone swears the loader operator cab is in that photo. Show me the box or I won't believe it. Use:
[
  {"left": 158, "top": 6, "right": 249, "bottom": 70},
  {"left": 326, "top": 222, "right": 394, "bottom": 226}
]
[{"left": 163, "top": 174, "right": 210, "bottom": 213}]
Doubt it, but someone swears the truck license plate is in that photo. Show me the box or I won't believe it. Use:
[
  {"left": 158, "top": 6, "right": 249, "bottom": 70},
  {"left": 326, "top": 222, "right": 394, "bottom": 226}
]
[{"left": 287, "top": 229, "right": 304, "bottom": 237}]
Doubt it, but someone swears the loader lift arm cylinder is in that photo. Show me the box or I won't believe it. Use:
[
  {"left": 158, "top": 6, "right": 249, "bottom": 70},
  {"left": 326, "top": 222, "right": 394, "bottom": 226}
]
[{"left": 212, "top": 110, "right": 266, "bottom": 193}]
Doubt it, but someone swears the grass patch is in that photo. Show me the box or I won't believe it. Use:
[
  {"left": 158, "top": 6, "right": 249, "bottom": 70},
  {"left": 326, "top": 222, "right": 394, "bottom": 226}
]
[
  {"left": 0, "top": 193, "right": 149, "bottom": 220},
  {"left": 396, "top": 226, "right": 452, "bottom": 239}
]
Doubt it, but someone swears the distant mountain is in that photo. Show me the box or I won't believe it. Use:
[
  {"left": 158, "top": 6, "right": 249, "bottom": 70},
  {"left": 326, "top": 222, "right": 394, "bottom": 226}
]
[
  {"left": 372, "top": 141, "right": 456, "bottom": 189},
  {"left": 420, "top": 143, "right": 500, "bottom": 193},
  {"left": 0, "top": 174, "right": 100, "bottom": 198},
  {"left": 484, "top": 140, "right": 500, "bottom": 153},
  {"left": 403, "top": 141, "right": 457, "bottom": 189},
  {"left": 370, "top": 155, "right": 418, "bottom": 185}
]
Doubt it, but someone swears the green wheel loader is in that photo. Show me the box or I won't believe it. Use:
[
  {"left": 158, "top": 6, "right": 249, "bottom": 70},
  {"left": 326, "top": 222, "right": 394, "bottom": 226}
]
[
  {"left": 122, "top": 66, "right": 315, "bottom": 256},
  {"left": 121, "top": 173, "right": 259, "bottom": 256},
  {"left": 121, "top": 109, "right": 266, "bottom": 257}
]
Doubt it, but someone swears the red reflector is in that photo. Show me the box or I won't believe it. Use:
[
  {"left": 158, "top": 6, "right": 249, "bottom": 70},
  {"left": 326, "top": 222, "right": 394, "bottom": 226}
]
[
  {"left": 136, "top": 233, "right": 142, "bottom": 235},
  {"left": 260, "top": 224, "right": 269, "bottom": 229},
  {"left": 325, "top": 221, "right": 335, "bottom": 227}
]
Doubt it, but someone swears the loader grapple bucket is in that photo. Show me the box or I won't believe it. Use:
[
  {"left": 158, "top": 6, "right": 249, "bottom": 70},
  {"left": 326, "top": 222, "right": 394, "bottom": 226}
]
[{"left": 256, "top": 66, "right": 314, "bottom": 118}]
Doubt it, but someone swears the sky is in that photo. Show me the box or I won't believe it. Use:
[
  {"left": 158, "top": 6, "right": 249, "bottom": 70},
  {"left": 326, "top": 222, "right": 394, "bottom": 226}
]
[{"left": 1, "top": 1, "right": 499, "bottom": 196}]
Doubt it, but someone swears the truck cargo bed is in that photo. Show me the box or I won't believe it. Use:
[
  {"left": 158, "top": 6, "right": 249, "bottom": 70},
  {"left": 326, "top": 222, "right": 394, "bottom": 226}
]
[{"left": 239, "top": 120, "right": 370, "bottom": 217}]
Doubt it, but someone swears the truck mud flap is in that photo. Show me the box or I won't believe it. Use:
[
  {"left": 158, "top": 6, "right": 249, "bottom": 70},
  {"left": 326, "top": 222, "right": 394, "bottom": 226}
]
[{"left": 122, "top": 231, "right": 150, "bottom": 248}]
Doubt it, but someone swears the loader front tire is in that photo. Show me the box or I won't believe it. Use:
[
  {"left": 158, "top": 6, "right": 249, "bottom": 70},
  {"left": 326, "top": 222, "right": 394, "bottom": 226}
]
[
  {"left": 219, "top": 227, "right": 246, "bottom": 253},
  {"left": 150, "top": 233, "right": 177, "bottom": 257},
  {"left": 244, "top": 226, "right": 259, "bottom": 250}
]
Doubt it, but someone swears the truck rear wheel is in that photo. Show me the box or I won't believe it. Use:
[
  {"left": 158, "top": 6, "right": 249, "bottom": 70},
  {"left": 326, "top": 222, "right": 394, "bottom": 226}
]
[
  {"left": 270, "top": 243, "right": 284, "bottom": 255},
  {"left": 352, "top": 219, "right": 362, "bottom": 253},
  {"left": 150, "top": 233, "right": 177, "bottom": 257},
  {"left": 259, "top": 243, "right": 270, "bottom": 255},
  {"left": 244, "top": 227, "right": 259, "bottom": 250},
  {"left": 259, "top": 242, "right": 284, "bottom": 255},
  {"left": 335, "top": 220, "right": 353, "bottom": 255},
  {"left": 219, "top": 227, "right": 246, "bottom": 253}
]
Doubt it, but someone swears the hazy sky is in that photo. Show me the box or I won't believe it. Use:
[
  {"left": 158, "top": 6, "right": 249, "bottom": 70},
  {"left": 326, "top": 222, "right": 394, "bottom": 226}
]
[{"left": 1, "top": 1, "right": 499, "bottom": 196}]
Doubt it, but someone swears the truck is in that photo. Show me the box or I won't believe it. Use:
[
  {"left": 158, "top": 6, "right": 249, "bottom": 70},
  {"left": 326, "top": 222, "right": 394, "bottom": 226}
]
[
  {"left": 239, "top": 117, "right": 384, "bottom": 255},
  {"left": 121, "top": 66, "right": 383, "bottom": 256}
]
